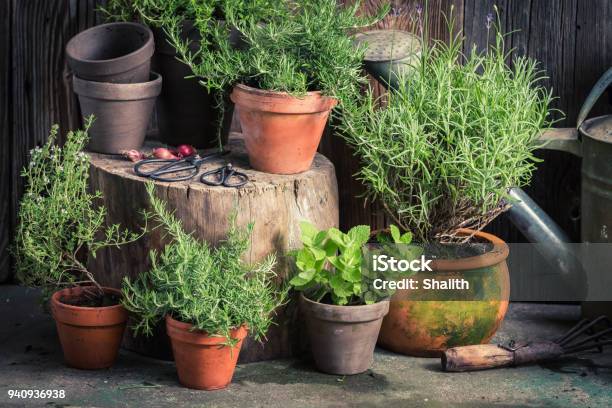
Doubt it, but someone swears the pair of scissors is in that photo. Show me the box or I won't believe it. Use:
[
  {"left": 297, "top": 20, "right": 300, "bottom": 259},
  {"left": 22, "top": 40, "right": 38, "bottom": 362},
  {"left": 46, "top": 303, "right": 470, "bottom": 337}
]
[
  {"left": 134, "top": 151, "right": 228, "bottom": 182},
  {"left": 200, "top": 164, "right": 249, "bottom": 188}
]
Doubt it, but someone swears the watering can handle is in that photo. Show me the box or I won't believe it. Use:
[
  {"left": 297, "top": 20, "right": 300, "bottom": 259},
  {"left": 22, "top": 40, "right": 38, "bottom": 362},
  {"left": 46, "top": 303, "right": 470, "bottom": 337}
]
[{"left": 577, "top": 67, "right": 612, "bottom": 129}]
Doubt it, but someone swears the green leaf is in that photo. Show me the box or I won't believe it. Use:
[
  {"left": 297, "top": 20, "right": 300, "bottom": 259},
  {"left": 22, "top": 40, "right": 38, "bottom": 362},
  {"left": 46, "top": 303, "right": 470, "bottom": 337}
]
[
  {"left": 348, "top": 225, "right": 371, "bottom": 246},
  {"left": 326, "top": 228, "right": 346, "bottom": 248},
  {"left": 400, "top": 231, "right": 413, "bottom": 244},
  {"left": 300, "top": 221, "right": 318, "bottom": 246},
  {"left": 390, "top": 225, "right": 401, "bottom": 243}
]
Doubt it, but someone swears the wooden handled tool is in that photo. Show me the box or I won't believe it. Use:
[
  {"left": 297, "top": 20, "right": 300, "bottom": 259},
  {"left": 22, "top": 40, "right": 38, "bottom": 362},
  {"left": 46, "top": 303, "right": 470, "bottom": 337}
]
[{"left": 442, "top": 316, "right": 612, "bottom": 372}]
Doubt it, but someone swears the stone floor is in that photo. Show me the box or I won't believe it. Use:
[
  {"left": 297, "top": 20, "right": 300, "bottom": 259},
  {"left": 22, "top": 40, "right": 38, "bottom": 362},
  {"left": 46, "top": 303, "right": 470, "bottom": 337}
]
[{"left": 0, "top": 285, "right": 611, "bottom": 407}]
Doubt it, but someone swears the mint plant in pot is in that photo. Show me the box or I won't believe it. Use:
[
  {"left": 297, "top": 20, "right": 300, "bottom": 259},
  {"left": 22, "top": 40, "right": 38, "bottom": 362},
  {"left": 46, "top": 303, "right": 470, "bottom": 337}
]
[
  {"left": 290, "top": 222, "right": 407, "bottom": 375},
  {"left": 122, "top": 183, "right": 287, "bottom": 390},
  {"left": 171, "top": 0, "right": 387, "bottom": 174},
  {"left": 13, "top": 118, "right": 143, "bottom": 369},
  {"left": 338, "top": 17, "right": 555, "bottom": 356}
]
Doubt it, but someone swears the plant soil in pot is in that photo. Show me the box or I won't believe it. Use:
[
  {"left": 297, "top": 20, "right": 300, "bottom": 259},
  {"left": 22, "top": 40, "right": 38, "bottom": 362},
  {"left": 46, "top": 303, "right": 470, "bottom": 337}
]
[
  {"left": 66, "top": 22, "right": 154, "bottom": 84},
  {"left": 152, "top": 24, "right": 233, "bottom": 148},
  {"left": 230, "top": 84, "right": 337, "bottom": 174},
  {"left": 73, "top": 72, "right": 162, "bottom": 154},
  {"left": 300, "top": 294, "right": 389, "bottom": 375},
  {"left": 50, "top": 286, "right": 128, "bottom": 370},
  {"left": 166, "top": 316, "right": 247, "bottom": 390},
  {"left": 377, "top": 229, "right": 510, "bottom": 357}
]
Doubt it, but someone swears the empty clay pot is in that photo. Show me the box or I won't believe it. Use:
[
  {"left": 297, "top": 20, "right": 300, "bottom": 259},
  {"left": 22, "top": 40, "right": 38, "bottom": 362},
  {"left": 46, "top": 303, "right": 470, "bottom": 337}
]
[
  {"left": 166, "top": 315, "right": 247, "bottom": 390},
  {"left": 152, "top": 24, "right": 233, "bottom": 148},
  {"left": 66, "top": 22, "right": 154, "bottom": 83},
  {"left": 300, "top": 294, "right": 389, "bottom": 375},
  {"left": 50, "top": 286, "right": 127, "bottom": 370},
  {"left": 230, "top": 84, "right": 338, "bottom": 174},
  {"left": 73, "top": 72, "right": 162, "bottom": 154}
]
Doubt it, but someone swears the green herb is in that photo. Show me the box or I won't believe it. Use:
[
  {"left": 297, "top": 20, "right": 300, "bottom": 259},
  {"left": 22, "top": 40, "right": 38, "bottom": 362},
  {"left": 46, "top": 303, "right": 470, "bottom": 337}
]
[
  {"left": 122, "top": 182, "right": 287, "bottom": 344},
  {"left": 169, "top": 0, "right": 388, "bottom": 104},
  {"left": 290, "top": 221, "right": 405, "bottom": 306},
  {"left": 338, "top": 13, "right": 555, "bottom": 242},
  {"left": 13, "top": 117, "right": 143, "bottom": 298}
]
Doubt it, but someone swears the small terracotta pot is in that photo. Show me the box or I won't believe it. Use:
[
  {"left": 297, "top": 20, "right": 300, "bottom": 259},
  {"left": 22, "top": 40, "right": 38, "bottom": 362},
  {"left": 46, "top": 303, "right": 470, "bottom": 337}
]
[
  {"left": 50, "top": 286, "right": 127, "bottom": 370},
  {"left": 377, "top": 229, "right": 510, "bottom": 357},
  {"left": 165, "top": 315, "right": 247, "bottom": 390},
  {"left": 66, "top": 22, "right": 154, "bottom": 84},
  {"left": 230, "top": 84, "right": 338, "bottom": 174},
  {"left": 73, "top": 72, "right": 162, "bottom": 154},
  {"left": 300, "top": 294, "right": 389, "bottom": 375}
]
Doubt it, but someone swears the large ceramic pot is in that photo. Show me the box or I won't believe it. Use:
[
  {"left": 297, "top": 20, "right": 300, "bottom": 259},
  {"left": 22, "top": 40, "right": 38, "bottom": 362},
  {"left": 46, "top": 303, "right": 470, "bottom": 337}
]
[
  {"left": 165, "top": 315, "right": 247, "bottom": 390},
  {"left": 300, "top": 294, "right": 389, "bottom": 375},
  {"left": 66, "top": 22, "right": 154, "bottom": 84},
  {"left": 73, "top": 72, "right": 162, "bottom": 154},
  {"left": 377, "top": 229, "right": 510, "bottom": 357},
  {"left": 50, "top": 286, "right": 127, "bottom": 369},
  {"left": 230, "top": 84, "right": 337, "bottom": 174},
  {"left": 151, "top": 23, "right": 234, "bottom": 148}
]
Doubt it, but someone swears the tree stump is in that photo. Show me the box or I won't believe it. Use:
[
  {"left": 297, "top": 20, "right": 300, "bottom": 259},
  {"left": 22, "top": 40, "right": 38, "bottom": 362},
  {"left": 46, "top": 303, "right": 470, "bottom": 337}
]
[{"left": 88, "top": 134, "right": 339, "bottom": 363}]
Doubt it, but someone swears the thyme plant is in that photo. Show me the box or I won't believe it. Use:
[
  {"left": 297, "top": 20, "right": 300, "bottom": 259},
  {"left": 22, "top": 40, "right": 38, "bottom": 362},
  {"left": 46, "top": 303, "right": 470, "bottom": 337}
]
[
  {"left": 122, "top": 183, "right": 287, "bottom": 344},
  {"left": 14, "top": 118, "right": 142, "bottom": 298},
  {"left": 339, "top": 18, "right": 555, "bottom": 242}
]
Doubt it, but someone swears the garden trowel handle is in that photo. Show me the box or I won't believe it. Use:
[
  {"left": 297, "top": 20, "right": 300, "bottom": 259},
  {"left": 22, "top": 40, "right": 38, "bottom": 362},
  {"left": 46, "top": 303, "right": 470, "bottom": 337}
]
[{"left": 442, "top": 342, "right": 565, "bottom": 372}]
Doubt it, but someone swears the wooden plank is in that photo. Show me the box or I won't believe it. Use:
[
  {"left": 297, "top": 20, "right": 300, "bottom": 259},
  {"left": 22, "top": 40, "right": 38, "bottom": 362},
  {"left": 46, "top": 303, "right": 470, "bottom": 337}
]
[
  {"left": 6, "top": 0, "right": 105, "bottom": 282},
  {"left": 0, "top": 1, "right": 11, "bottom": 281}
]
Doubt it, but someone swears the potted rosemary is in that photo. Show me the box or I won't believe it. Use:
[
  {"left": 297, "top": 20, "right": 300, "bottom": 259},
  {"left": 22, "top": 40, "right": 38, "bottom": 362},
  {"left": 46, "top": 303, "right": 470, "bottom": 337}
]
[
  {"left": 13, "top": 118, "right": 143, "bottom": 369},
  {"left": 338, "top": 16, "right": 555, "bottom": 356},
  {"left": 100, "top": 0, "right": 280, "bottom": 148},
  {"left": 122, "top": 183, "right": 287, "bottom": 390},
  {"left": 170, "top": 0, "right": 387, "bottom": 174}
]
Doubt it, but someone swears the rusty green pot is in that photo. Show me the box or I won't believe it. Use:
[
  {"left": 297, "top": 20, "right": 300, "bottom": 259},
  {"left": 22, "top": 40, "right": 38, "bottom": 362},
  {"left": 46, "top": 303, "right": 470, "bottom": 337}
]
[{"left": 377, "top": 229, "right": 510, "bottom": 357}]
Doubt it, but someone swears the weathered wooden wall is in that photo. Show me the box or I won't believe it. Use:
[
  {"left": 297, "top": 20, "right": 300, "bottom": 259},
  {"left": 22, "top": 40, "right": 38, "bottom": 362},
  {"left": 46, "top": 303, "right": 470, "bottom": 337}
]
[{"left": 2, "top": 0, "right": 612, "bottom": 281}]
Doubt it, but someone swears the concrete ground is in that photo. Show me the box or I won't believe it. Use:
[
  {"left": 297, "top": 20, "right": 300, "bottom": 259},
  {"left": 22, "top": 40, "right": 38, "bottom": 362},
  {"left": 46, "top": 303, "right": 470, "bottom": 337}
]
[{"left": 0, "top": 285, "right": 610, "bottom": 408}]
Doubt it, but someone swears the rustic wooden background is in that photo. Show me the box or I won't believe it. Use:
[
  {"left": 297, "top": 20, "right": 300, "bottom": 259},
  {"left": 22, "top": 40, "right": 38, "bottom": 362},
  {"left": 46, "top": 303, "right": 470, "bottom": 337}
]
[{"left": 2, "top": 0, "right": 612, "bottom": 282}]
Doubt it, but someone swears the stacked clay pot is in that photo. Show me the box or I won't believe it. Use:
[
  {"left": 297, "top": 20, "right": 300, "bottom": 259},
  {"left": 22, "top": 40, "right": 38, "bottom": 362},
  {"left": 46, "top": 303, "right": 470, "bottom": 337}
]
[{"left": 66, "top": 22, "right": 161, "bottom": 154}]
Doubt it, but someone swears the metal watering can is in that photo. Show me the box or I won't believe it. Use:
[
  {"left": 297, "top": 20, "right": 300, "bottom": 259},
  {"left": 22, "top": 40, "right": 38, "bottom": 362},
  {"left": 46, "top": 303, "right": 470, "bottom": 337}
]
[{"left": 355, "top": 31, "right": 612, "bottom": 304}]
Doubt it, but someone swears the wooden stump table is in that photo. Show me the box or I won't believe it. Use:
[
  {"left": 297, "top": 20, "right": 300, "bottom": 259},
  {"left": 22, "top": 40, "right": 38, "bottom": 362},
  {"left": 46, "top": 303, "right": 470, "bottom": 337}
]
[{"left": 88, "top": 134, "right": 339, "bottom": 363}]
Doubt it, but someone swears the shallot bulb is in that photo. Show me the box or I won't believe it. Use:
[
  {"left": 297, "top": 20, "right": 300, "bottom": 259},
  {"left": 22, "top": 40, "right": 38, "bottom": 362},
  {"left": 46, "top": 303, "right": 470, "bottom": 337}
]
[
  {"left": 176, "top": 144, "right": 197, "bottom": 158},
  {"left": 121, "top": 149, "right": 146, "bottom": 162},
  {"left": 153, "top": 147, "right": 180, "bottom": 160}
]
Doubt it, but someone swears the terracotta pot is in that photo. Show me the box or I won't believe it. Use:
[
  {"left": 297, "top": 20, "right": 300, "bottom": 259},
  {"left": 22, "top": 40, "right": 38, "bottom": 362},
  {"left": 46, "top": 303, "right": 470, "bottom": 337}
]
[
  {"left": 165, "top": 315, "right": 247, "bottom": 390},
  {"left": 151, "top": 24, "right": 233, "bottom": 148},
  {"left": 66, "top": 22, "right": 154, "bottom": 84},
  {"left": 300, "top": 294, "right": 389, "bottom": 375},
  {"left": 230, "top": 84, "right": 338, "bottom": 174},
  {"left": 73, "top": 72, "right": 162, "bottom": 154},
  {"left": 50, "top": 286, "right": 127, "bottom": 370},
  {"left": 377, "top": 229, "right": 510, "bottom": 357}
]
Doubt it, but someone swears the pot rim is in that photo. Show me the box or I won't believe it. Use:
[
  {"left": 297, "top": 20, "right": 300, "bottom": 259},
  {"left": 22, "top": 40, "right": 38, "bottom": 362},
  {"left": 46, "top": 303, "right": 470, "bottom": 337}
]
[
  {"left": 66, "top": 22, "right": 154, "bottom": 66},
  {"left": 430, "top": 228, "right": 509, "bottom": 271},
  {"left": 299, "top": 293, "right": 390, "bottom": 323},
  {"left": 299, "top": 292, "right": 389, "bottom": 310},
  {"left": 73, "top": 71, "right": 162, "bottom": 100},
  {"left": 50, "top": 285, "right": 124, "bottom": 311},
  {"left": 165, "top": 315, "right": 248, "bottom": 344},
  {"left": 230, "top": 83, "right": 338, "bottom": 114}
]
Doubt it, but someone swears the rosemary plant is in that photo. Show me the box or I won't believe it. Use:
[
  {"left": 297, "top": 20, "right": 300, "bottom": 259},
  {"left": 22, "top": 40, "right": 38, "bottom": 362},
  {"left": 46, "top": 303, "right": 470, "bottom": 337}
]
[
  {"left": 14, "top": 118, "right": 143, "bottom": 299},
  {"left": 168, "top": 0, "right": 388, "bottom": 104},
  {"left": 338, "top": 16, "right": 555, "bottom": 242},
  {"left": 122, "top": 183, "right": 287, "bottom": 344}
]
